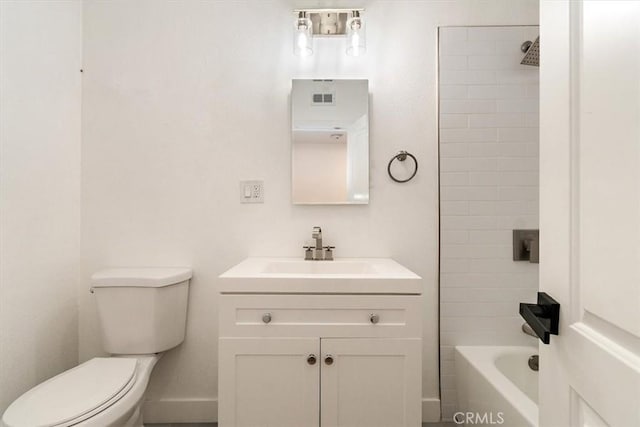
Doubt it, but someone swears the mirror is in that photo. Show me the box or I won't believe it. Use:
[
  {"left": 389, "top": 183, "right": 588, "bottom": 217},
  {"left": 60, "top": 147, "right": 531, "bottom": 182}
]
[{"left": 291, "top": 79, "right": 369, "bottom": 204}]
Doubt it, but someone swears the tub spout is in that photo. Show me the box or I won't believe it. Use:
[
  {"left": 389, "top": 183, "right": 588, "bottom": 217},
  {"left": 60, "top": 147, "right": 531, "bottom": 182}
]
[{"left": 521, "top": 322, "right": 537, "bottom": 338}]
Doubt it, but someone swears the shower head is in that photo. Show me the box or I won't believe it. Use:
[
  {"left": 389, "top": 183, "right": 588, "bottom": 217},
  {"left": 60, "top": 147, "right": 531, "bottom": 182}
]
[{"left": 520, "top": 36, "right": 539, "bottom": 67}]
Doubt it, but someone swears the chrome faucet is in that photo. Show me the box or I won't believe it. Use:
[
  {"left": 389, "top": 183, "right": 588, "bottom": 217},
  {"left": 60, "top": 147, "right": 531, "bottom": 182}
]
[
  {"left": 304, "top": 226, "right": 335, "bottom": 261},
  {"left": 312, "top": 226, "right": 323, "bottom": 250}
]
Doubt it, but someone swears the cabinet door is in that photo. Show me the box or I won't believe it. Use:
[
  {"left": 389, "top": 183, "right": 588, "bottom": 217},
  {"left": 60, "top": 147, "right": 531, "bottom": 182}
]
[
  {"left": 219, "top": 338, "right": 320, "bottom": 427},
  {"left": 320, "top": 338, "right": 421, "bottom": 427}
]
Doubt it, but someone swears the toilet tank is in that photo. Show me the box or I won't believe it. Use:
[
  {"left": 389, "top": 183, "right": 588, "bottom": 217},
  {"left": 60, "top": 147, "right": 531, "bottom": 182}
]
[{"left": 91, "top": 267, "right": 192, "bottom": 354}]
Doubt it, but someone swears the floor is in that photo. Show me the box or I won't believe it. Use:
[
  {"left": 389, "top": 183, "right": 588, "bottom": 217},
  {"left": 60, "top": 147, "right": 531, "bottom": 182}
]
[{"left": 148, "top": 423, "right": 455, "bottom": 427}]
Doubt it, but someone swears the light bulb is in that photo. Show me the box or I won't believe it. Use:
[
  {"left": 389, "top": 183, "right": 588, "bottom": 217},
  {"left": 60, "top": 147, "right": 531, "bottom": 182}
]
[
  {"left": 346, "top": 12, "right": 366, "bottom": 57},
  {"left": 294, "top": 13, "right": 313, "bottom": 57}
]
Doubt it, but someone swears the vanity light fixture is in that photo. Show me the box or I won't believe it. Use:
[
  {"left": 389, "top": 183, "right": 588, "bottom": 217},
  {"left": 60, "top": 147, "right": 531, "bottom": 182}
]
[{"left": 293, "top": 9, "right": 366, "bottom": 57}]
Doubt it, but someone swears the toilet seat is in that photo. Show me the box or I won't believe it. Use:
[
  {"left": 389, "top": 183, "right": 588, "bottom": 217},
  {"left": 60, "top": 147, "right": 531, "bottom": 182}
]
[{"left": 2, "top": 357, "right": 137, "bottom": 427}]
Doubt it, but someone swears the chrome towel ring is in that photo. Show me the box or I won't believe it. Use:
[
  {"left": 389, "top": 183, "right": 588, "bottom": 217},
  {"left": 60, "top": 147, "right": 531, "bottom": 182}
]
[{"left": 387, "top": 150, "right": 418, "bottom": 183}]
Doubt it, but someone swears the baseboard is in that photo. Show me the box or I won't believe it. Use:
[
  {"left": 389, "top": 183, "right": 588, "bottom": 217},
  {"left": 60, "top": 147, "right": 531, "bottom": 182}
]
[
  {"left": 143, "top": 397, "right": 439, "bottom": 424},
  {"left": 143, "top": 398, "right": 217, "bottom": 424},
  {"left": 422, "top": 398, "right": 442, "bottom": 422}
]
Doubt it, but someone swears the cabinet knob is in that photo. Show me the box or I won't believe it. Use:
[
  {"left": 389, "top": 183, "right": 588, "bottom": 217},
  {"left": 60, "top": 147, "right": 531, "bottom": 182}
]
[
  {"left": 370, "top": 313, "right": 380, "bottom": 324},
  {"left": 262, "top": 313, "right": 272, "bottom": 324},
  {"left": 307, "top": 354, "right": 317, "bottom": 365},
  {"left": 324, "top": 355, "right": 334, "bottom": 365}
]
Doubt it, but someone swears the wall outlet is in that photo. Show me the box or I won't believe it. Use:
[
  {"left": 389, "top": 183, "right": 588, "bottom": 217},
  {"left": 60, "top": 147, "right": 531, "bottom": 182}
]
[{"left": 240, "top": 180, "right": 264, "bottom": 203}]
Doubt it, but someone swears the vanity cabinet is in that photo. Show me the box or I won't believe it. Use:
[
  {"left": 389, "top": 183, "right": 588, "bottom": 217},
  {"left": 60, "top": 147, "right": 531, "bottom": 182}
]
[{"left": 218, "top": 294, "right": 422, "bottom": 427}]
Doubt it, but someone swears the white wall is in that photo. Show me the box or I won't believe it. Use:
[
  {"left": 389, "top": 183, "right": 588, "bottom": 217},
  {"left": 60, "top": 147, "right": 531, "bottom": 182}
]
[
  {"left": 438, "top": 26, "right": 540, "bottom": 420},
  {"left": 80, "top": 0, "right": 538, "bottom": 422},
  {"left": 0, "top": 0, "right": 82, "bottom": 414}
]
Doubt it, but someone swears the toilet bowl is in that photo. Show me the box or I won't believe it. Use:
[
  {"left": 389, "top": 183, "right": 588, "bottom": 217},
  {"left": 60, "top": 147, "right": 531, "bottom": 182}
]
[{"left": 2, "top": 267, "right": 192, "bottom": 427}]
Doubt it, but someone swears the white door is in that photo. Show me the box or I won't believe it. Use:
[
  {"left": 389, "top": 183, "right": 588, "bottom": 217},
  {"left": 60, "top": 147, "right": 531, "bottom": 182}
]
[
  {"left": 540, "top": 1, "right": 640, "bottom": 426},
  {"left": 320, "top": 338, "right": 421, "bottom": 427},
  {"left": 218, "top": 338, "right": 320, "bottom": 427}
]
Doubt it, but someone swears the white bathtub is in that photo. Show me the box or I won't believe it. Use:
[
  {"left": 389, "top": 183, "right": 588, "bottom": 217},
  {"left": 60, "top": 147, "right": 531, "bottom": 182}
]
[{"left": 454, "top": 346, "right": 538, "bottom": 427}]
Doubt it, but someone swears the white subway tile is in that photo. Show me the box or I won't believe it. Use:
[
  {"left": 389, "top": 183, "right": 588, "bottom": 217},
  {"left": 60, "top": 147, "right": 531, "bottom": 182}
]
[
  {"left": 440, "top": 157, "right": 497, "bottom": 172},
  {"left": 441, "top": 301, "right": 521, "bottom": 317},
  {"left": 441, "top": 287, "right": 537, "bottom": 303},
  {"left": 441, "top": 172, "right": 469, "bottom": 186},
  {"left": 440, "top": 39, "right": 496, "bottom": 55},
  {"left": 525, "top": 113, "right": 539, "bottom": 127},
  {"left": 440, "top": 55, "right": 468, "bottom": 70},
  {"left": 441, "top": 200, "right": 469, "bottom": 215},
  {"left": 526, "top": 142, "right": 539, "bottom": 157},
  {"left": 469, "top": 201, "right": 495, "bottom": 215},
  {"left": 440, "top": 114, "right": 468, "bottom": 128},
  {"left": 440, "top": 27, "right": 468, "bottom": 42},
  {"left": 441, "top": 375, "right": 456, "bottom": 390},
  {"left": 468, "top": 230, "right": 511, "bottom": 244},
  {"left": 441, "top": 348, "right": 455, "bottom": 363},
  {"left": 468, "top": 172, "right": 500, "bottom": 186},
  {"left": 498, "top": 143, "right": 530, "bottom": 157},
  {"left": 468, "top": 113, "right": 526, "bottom": 128},
  {"left": 442, "top": 244, "right": 510, "bottom": 259},
  {"left": 469, "top": 258, "right": 528, "bottom": 273},
  {"left": 441, "top": 216, "right": 498, "bottom": 230},
  {"left": 468, "top": 26, "right": 523, "bottom": 41},
  {"left": 496, "top": 68, "right": 539, "bottom": 84},
  {"left": 440, "top": 70, "right": 496, "bottom": 85},
  {"left": 441, "top": 328, "right": 529, "bottom": 346},
  {"left": 499, "top": 171, "right": 538, "bottom": 186},
  {"left": 495, "top": 40, "right": 528, "bottom": 55},
  {"left": 494, "top": 200, "right": 531, "bottom": 215},
  {"left": 497, "top": 157, "right": 538, "bottom": 171},
  {"left": 497, "top": 98, "right": 539, "bottom": 113},
  {"left": 468, "top": 84, "right": 526, "bottom": 99},
  {"left": 440, "top": 85, "right": 468, "bottom": 100},
  {"left": 498, "top": 127, "right": 539, "bottom": 142},
  {"left": 440, "top": 360, "right": 456, "bottom": 375},
  {"left": 468, "top": 55, "right": 523, "bottom": 70},
  {"left": 441, "top": 258, "right": 470, "bottom": 273},
  {"left": 496, "top": 215, "right": 539, "bottom": 229},
  {"left": 441, "top": 99, "right": 496, "bottom": 114},
  {"left": 467, "top": 158, "right": 498, "bottom": 171},
  {"left": 468, "top": 143, "right": 499, "bottom": 157},
  {"left": 441, "top": 316, "right": 523, "bottom": 332},
  {"left": 440, "top": 143, "right": 469, "bottom": 158},
  {"left": 441, "top": 186, "right": 498, "bottom": 201},
  {"left": 525, "top": 84, "right": 539, "bottom": 98},
  {"left": 441, "top": 230, "right": 469, "bottom": 244},
  {"left": 440, "top": 128, "right": 497, "bottom": 143},
  {"left": 498, "top": 186, "right": 539, "bottom": 201}
]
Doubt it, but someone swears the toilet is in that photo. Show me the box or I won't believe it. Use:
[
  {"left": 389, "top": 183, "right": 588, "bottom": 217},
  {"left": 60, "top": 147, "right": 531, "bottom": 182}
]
[{"left": 2, "top": 267, "right": 192, "bottom": 427}]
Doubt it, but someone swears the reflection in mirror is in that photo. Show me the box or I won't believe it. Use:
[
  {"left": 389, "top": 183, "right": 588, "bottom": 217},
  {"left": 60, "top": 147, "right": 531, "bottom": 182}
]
[{"left": 291, "top": 79, "right": 369, "bottom": 204}]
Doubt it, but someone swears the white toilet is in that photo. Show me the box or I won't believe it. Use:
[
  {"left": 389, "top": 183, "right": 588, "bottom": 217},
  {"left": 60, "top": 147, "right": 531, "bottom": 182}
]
[{"left": 2, "top": 267, "right": 192, "bottom": 427}]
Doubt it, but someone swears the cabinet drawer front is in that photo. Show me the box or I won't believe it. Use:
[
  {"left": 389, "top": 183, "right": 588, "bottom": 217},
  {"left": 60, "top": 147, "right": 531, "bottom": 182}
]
[{"left": 219, "top": 295, "right": 421, "bottom": 338}]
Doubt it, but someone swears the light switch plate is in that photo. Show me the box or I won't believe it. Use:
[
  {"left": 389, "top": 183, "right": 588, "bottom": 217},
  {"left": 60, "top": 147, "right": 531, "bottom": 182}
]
[{"left": 240, "top": 180, "right": 264, "bottom": 203}]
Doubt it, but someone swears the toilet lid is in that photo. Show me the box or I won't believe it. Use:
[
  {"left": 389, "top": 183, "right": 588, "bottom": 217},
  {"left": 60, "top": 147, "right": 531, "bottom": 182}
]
[{"left": 3, "top": 357, "right": 137, "bottom": 427}]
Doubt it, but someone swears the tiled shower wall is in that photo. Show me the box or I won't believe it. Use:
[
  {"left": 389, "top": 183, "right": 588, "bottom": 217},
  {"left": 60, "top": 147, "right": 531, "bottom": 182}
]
[{"left": 438, "top": 26, "right": 540, "bottom": 420}]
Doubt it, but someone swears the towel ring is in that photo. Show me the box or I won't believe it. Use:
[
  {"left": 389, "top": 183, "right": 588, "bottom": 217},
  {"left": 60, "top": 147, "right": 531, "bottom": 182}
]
[{"left": 387, "top": 150, "right": 418, "bottom": 183}]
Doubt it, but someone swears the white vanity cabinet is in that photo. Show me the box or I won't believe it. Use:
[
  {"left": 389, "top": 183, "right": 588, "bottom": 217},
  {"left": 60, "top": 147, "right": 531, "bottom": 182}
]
[{"left": 218, "top": 294, "right": 422, "bottom": 427}]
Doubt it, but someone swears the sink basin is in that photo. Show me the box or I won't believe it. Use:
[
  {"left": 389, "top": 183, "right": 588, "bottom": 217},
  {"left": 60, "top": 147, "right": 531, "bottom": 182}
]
[
  {"left": 219, "top": 257, "right": 421, "bottom": 294},
  {"left": 262, "top": 260, "right": 377, "bottom": 275}
]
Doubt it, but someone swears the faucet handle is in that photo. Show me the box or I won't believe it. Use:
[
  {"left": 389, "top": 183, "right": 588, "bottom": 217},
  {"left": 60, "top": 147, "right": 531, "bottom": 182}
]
[
  {"left": 323, "top": 246, "right": 335, "bottom": 261},
  {"left": 303, "top": 246, "right": 313, "bottom": 260}
]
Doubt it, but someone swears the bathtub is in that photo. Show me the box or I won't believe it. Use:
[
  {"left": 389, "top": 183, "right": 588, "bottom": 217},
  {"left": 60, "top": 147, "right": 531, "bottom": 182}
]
[{"left": 454, "top": 346, "right": 538, "bottom": 427}]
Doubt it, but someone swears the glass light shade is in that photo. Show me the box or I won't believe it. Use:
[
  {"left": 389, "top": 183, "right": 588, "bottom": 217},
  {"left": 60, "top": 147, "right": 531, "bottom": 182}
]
[
  {"left": 294, "top": 16, "right": 313, "bottom": 57},
  {"left": 346, "top": 15, "right": 366, "bottom": 56}
]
